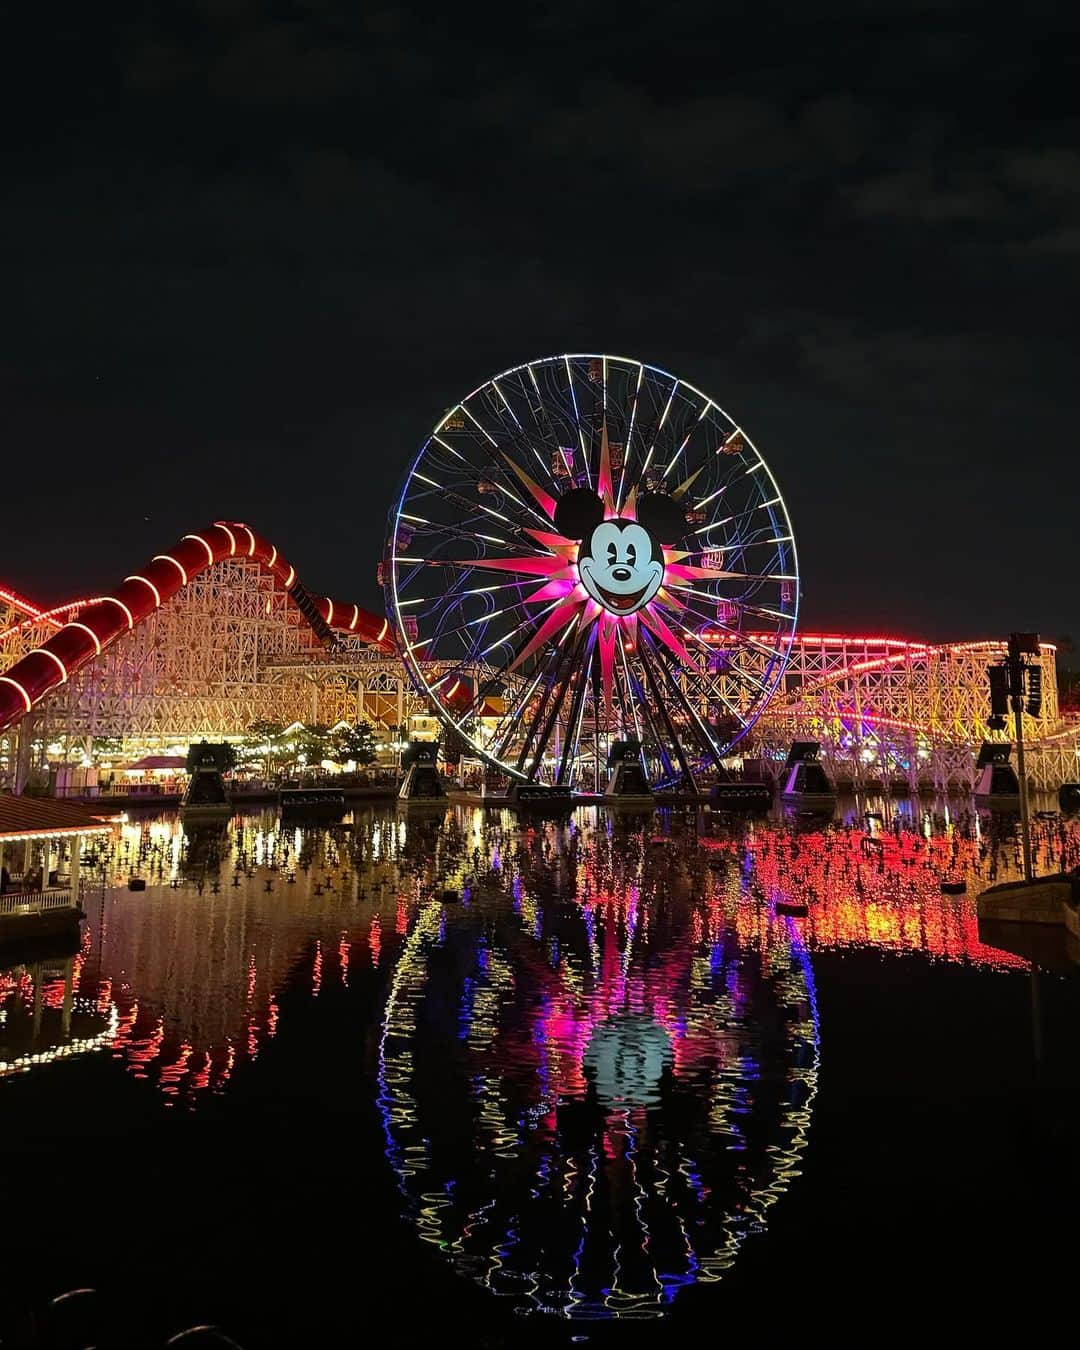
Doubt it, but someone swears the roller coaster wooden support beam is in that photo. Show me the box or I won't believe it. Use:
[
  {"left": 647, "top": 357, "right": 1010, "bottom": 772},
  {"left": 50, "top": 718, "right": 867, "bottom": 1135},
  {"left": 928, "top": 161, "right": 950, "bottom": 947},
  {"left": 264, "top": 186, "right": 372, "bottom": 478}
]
[{"left": 0, "top": 521, "right": 392, "bottom": 734}]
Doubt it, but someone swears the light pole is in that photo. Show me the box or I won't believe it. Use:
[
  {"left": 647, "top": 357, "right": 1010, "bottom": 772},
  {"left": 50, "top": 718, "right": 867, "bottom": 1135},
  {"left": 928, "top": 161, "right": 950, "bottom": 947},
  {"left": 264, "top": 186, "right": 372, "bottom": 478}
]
[
  {"left": 1010, "top": 655, "right": 1033, "bottom": 882},
  {"left": 989, "top": 633, "right": 1041, "bottom": 882}
]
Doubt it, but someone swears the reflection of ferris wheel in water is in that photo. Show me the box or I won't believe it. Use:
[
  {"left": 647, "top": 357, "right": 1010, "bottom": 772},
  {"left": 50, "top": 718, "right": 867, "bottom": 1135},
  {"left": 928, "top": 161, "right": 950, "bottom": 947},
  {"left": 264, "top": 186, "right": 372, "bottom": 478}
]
[
  {"left": 385, "top": 355, "right": 799, "bottom": 788},
  {"left": 378, "top": 881, "right": 819, "bottom": 1321}
]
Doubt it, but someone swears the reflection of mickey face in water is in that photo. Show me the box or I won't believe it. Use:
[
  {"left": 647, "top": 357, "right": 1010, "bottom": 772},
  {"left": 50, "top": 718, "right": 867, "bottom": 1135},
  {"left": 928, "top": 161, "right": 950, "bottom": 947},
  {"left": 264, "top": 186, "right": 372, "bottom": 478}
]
[{"left": 554, "top": 488, "right": 687, "bottom": 617}]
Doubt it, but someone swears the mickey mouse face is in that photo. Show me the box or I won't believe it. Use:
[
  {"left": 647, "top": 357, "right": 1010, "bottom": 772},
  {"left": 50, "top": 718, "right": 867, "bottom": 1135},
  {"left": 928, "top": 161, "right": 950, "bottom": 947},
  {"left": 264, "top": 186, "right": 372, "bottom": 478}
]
[
  {"left": 579, "top": 519, "right": 662, "bottom": 613},
  {"left": 554, "top": 487, "right": 686, "bottom": 617}
]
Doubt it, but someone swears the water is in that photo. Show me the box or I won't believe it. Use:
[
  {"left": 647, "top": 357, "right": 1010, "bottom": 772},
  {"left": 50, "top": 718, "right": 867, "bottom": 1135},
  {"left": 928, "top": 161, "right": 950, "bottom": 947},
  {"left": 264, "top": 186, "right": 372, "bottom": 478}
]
[{"left": 1, "top": 802, "right": 1078, "bottom": 1347}]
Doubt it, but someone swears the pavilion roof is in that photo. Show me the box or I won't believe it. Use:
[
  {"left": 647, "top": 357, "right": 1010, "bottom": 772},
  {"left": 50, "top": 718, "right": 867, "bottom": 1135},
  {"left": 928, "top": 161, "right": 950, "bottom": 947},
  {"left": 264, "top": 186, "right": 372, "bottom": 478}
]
[{"left": 0, "top": 795, "right": 113, "bottom": 840}]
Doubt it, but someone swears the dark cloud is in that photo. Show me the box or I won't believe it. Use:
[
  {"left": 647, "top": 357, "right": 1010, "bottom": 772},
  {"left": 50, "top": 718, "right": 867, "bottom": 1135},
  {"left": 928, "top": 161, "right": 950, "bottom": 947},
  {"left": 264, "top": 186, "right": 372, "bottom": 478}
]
[
  {"left": 849, "top": 170, "right": 1007, "bottom": 224},
  {"left": 1027, "top": 225, "right": 1080, "bottom": 256},
  {"left": 1, "top": 1, "right": 1078, "bottom": 642},
  {"left": 1003, "top": 148, "right": 1080, "bottom": 197}
]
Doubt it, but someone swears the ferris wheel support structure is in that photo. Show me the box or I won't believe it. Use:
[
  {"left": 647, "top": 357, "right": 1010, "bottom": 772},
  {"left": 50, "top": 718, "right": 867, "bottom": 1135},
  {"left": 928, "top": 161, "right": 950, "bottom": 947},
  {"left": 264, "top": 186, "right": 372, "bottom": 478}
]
[{"left": 384, "top": 354, "right": 800, "bottom": 790}]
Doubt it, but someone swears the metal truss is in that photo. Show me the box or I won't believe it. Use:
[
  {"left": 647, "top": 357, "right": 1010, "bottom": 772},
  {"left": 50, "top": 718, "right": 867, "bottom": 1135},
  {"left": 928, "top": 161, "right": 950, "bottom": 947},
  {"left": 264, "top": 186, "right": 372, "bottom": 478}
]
[
  {"left": 689, "top": 633, "right": 1075, "bottom": 790},
  {"left": 25, "top": 560, "right": 416, "bottom": 747},
  {"left": 1, "top": 588, "right": 77, "bottom": 668}
]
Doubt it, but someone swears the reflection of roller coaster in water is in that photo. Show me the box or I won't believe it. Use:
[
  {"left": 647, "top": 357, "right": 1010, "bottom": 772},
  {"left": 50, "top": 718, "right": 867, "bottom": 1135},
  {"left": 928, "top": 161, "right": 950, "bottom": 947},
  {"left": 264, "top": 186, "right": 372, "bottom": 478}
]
[
  {"left": 378, "top": 832, "right": 819, "bottom": 1321},
  {"left": 0, "top": 945, "right": 118, "bottom": 1079},
  {"left": 3, "top": 805, "right": 1056, "bottom": 1116}
]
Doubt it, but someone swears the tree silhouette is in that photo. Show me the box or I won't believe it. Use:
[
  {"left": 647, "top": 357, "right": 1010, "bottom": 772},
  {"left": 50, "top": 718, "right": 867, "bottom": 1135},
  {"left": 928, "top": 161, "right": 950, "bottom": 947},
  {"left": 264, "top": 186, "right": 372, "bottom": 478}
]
[{"left": 328, "top": 722, "right": 378, "bottom": 767}]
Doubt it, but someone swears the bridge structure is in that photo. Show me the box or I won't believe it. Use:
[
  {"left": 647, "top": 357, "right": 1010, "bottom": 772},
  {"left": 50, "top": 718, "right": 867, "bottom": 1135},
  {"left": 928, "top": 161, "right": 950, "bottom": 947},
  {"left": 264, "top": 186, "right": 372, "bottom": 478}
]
[{"left": 1, "top": 522, "right": 1077, "bottom": 793}]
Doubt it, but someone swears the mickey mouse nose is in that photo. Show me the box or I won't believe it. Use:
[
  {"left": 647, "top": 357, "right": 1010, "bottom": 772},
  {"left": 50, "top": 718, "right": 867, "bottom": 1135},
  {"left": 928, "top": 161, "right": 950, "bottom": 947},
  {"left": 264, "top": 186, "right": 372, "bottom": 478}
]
[{"left": 611, "top": 567, "right": 632, "bottom": 581}]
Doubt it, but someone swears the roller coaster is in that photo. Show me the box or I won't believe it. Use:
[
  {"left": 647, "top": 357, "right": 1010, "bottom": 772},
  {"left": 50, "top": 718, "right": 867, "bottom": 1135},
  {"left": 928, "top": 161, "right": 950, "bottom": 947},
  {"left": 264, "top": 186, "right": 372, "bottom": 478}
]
[{"left": 1, "top": 518, "right": 1076, "bottom": 792}]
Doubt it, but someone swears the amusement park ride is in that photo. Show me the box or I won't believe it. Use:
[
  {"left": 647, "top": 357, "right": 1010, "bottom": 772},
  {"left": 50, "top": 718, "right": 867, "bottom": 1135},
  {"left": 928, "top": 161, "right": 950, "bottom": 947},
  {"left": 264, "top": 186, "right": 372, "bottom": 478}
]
[{"left": 0, "top": 354, "right": 1076, "bottom": 798}]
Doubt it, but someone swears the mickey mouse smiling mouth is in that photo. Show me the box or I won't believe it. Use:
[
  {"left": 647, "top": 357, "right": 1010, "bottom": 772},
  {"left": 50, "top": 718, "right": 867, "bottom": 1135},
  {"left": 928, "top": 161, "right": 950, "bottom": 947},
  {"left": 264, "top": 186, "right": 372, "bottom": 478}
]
[{"left": 590, "top": 579, "right": 652, "bottom": 612}]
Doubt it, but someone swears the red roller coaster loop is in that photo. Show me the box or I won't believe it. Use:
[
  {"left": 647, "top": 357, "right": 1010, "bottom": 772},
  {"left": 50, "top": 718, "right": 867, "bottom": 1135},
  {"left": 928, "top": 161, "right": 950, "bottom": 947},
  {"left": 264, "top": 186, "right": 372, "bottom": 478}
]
[{"left": 0, "top": 521, "right": 391, "bottom": 732}]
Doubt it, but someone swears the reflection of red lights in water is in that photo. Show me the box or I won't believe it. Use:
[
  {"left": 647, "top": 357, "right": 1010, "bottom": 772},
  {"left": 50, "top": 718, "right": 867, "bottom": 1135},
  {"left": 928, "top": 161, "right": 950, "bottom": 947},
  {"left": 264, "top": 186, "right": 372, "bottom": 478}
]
[
  {"left": 718, "top": 824, "right": 1029, "bottom": 969},
  {"left": 53, "top": 885, "right": 396, "bottom": 1107},
  {"left": 93, "top": 972, "right": 283, "bottom": 1101},
  {"left": 378, "top": 857, "right": 818, "bottom": 1321},
  {"left": 8, "top": 806, "right": 1051, "bottom": 1116},
  {"left": 488, "top": 818, "right": 1031, "bottom": 1139},
  {"left": 531, "top": 897, "right": 707, "bottom": 1101}
]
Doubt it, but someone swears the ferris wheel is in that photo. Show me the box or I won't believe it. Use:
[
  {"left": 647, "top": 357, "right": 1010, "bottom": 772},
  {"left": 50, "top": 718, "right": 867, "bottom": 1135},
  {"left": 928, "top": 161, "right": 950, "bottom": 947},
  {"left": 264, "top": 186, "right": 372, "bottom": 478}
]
[{"left": 384, "top": 355, "right": 799, "bottom": 790}]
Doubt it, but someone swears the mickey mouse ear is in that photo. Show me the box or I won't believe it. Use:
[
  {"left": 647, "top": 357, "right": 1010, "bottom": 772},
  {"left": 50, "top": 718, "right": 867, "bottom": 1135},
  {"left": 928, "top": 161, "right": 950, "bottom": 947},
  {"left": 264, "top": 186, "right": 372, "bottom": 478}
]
[
  {"left": 554, "top": 487, "right": 606, "bottom": 540},
  {"left": 636, "top": 492, "right": 687, "bottom": 542}
]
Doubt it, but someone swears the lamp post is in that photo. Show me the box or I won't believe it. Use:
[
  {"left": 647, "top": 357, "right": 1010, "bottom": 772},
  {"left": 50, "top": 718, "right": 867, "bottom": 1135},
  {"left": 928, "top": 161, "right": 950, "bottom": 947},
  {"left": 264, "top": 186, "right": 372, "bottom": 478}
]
[
  {"left": 1011, "top": 668, "right": 1033, "bottom": 883},
  {"left": 1005, "top": 633, "right": 1040, "bottom": 881}
]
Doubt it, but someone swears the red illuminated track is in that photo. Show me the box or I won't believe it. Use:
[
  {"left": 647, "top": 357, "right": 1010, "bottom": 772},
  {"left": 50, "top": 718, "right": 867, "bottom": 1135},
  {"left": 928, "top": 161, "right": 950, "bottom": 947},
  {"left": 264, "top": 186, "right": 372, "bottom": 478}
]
[
  {"left": 0, "top": 521, "right": 391, "bottom": 731},
  {"left": 0, "top": 585, "right": 52, "bottom": 624}
]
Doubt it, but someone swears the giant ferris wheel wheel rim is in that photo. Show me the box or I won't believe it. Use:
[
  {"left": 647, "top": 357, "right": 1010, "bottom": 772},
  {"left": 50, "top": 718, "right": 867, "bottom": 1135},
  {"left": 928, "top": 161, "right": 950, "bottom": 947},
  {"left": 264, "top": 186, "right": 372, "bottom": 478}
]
[{"left": 384, "top": 354, "right": 800, "bottom": 790}]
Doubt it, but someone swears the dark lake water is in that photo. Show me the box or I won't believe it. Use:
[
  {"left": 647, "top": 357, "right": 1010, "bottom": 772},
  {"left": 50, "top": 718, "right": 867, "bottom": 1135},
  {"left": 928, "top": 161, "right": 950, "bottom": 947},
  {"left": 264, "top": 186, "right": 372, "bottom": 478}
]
[{"left": 2, "top": 802, "right": 1079, "bottom": 1348}]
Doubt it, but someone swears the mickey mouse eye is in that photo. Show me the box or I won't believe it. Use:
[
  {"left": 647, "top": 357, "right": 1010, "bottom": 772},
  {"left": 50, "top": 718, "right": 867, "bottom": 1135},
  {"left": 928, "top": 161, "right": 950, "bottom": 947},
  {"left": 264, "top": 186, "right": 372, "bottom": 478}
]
[
  {"left": 626, "top": 542, "right": 637, "bottom": 566},
  {"left": 606, "top": 541, "right": 618, "bottom": 566}
]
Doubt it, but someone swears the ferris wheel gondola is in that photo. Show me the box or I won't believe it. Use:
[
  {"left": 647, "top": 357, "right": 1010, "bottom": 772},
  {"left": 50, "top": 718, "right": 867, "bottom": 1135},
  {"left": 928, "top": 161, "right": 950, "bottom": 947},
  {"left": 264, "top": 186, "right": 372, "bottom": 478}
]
[{"left": 384, "top": 355, "right": 799, "bottom": 791}]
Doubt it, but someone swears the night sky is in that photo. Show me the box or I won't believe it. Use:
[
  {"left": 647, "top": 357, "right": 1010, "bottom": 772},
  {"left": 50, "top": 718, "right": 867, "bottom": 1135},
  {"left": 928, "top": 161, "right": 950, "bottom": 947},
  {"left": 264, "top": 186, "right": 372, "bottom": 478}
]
[{"left": 3, "top": 3, "right": 1078, "bottom": 645}]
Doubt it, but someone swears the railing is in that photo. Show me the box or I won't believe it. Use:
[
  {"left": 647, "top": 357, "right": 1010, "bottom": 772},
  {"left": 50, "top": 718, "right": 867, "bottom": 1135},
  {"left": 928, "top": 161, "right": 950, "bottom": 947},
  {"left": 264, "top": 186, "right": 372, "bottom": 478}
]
[
  {"left": 0, "top": 888, "right": 76, "bottom": 917},
  {"left": 53, "top": 782, "right": 176, "bottom": 798}
]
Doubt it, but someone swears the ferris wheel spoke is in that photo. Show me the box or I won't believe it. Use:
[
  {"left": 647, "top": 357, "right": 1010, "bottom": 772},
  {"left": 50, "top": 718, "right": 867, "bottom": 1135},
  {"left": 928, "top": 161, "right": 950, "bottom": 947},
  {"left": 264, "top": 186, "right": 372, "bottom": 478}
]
[
  {"left": 617, "top": 638, "right": 645, "bottom": 744},
  {"left": 648, "top": 607, "right": 770, "bottom": 712},
  {"left": 414, "top": 516, "right": 561, "bottom": 562},
  {"left": 459, "top": 400, "right": 562, "bottom": 525},
  {"left": 516, "top": 386, "right": 574, "bottom": 493},
  {"left": 438, "top": 556, "right": 573, "bottom": 585},
  {"left": 614, "top": 360, "right": 644, "bottom": 510},
  {"left": 735, "top": 531, "right": 796, "bottom": 549},
  {"left": 493, "top": 382, "right": 561, "bottom": 492},
  {"left": 448, "top": 577, "right": 547, "bottom": 603},
  {"left": 739, "top": 601, "right": 797, "bottom": 625},
  {"left": 704, "top": 622, "right": 786, "bottom": 662},
  {"left": 474, "top": 381, "right": 557, "bottom": 467},
  {"left": 665, "top": 610, "right": 778, "bottom": 702},
  {"left": 434, "top": 516, "right": 553, "bottom": 557},
  {"left": 556, "top": 627, "right": 597, "bottom": 786},
  {"left": 562, "top": 356, "right": 592, "bottom": 488},
  {"left": 691, "top": 468, "right": 773, "bottom": 518},
  {"left": 661, "top": 402, "right": 711, "bottom": 482},
  {"left": 641, "top": 629, "right": 730, "bottom": 772},
  {"left": 402, "top": 591, "right": 562, "bottom": 659},
  {"left": 636, "top": 635, "right": 696, "bottom": 786},
  {"left": 406, "top": 474, "right": 544, "bottom": 543},
  {"left": 388, "top": 354, "right": 799, "bottom": 786},
  {"left": 663, "top": 574, "right": 770, "bottom": 602},
  {"left": 443, "top": 619, "right": 555, "bottom": 731},
  {"left": 638, "top": 376, "right": 680, "bottom": 481},
  {"left": 403, "top": 516, "right": 543, "bottom": 559},
  {"left": 527, "top": 367, "right": 588, "bottom": 487},
  {"left": 518, "top": 622, "right": 587, "bottom": 779},
  {"left": 513, "top": 365, "right": 571, "bottom": 485},
  {"left": 483, "top": 454, "right": 561, "bottom": 529},
  {"left": 488, "top": 668, "right": 547, "bottom": 763},
  {"left": 537, "top": 359, "right": 586, "bottom": 442},
  {"left": 489, "top": 377, "right": 526, "bottom": 433}
]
